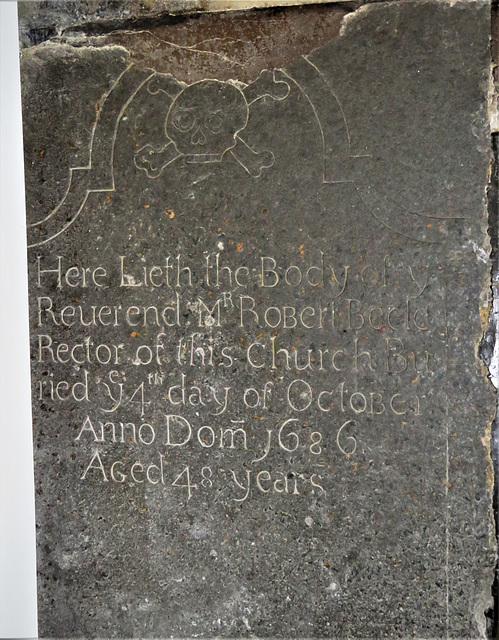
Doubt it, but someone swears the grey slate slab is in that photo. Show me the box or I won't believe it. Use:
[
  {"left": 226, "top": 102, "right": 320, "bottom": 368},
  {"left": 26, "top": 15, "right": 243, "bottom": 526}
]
[{"left": 20, "top": 1, "right": 497, "bottom": 637}]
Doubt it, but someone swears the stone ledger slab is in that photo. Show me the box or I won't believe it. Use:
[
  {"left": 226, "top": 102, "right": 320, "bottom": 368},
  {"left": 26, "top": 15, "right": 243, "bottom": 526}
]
[{"left": 20, "top": 1, "right": 497, "bottom": 637}]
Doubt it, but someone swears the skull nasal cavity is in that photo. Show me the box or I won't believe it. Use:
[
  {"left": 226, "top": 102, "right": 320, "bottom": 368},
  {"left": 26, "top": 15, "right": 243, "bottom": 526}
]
[{"left": 191, "top": 127, "right": 206, "bottom": 146}]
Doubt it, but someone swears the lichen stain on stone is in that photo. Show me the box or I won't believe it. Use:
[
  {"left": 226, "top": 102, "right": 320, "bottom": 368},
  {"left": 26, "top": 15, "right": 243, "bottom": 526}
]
[
  {"left": 482, "top": 423, "right": 495, "bottom": 490},
  {"left": 480, "top": 303, "right": 491, "bottom": 333}
]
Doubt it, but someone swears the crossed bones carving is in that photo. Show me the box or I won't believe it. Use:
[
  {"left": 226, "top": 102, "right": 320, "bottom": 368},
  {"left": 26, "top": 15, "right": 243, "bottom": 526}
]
[{"left": 134, "top": 70, "right": 290, "bottom": 179}]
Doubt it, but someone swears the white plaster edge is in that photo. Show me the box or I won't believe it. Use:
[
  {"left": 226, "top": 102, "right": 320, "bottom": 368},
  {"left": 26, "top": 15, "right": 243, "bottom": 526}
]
[{"left": 0, "top": 1, "right": 38, "bottom": 638}]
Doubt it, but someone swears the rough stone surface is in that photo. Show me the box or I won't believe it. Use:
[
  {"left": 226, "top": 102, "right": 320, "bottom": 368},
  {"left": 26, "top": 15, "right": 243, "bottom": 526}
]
[
  {"left": 18, "top": 0, "right": 401, "bottom": 49},
  {"left": 21, "top": 1, "right": 497, "bottom": 638}
]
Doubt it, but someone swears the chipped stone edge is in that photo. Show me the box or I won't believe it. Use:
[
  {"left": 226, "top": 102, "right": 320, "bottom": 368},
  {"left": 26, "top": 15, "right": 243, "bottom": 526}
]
[
  {"left": 17, "top": 0, "right": 494, "bottom": 52},
  {"left": 18, "top": 0, "right": 354, "bottom": 49},
  {"left": 478, "top": 201, "right": 498, "bottom": 638},
  {"left": 487, "top": 2, "right": 499, "bottom": 636}
]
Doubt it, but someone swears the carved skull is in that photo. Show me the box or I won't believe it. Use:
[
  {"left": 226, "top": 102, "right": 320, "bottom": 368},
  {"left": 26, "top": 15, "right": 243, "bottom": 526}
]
[{"left": 165, "top": 80, "right": 248, "bottom": 161}]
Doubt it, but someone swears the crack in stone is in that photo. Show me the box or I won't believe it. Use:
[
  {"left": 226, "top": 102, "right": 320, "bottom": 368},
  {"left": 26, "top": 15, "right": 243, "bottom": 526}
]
[{"left": 105, "top": 29, "right": 248, "bottom": 67}]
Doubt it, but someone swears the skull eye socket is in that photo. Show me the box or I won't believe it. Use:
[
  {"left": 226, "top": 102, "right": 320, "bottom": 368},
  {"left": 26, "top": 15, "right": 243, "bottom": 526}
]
[
  {"left": 205, "top": 110, "right": 224, "bottom": 133},
  {"left": 171, "top": 109, "right": 195, "bottom": 132}
]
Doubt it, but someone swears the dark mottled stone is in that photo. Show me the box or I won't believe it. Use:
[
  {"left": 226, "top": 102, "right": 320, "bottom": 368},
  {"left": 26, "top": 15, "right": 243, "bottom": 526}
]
[{"left": 21, "top": 1, "right": 496, "bottom": 637}]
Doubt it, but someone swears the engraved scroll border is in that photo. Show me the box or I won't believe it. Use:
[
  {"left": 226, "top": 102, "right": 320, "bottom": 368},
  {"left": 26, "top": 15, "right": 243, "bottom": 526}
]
[{"left": 26, "top": 58, "right": 467, "bottom": 249}]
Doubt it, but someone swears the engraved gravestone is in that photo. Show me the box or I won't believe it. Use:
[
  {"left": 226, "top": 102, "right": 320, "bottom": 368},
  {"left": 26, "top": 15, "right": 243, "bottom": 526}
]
[{"left": 20, "top": 1, "right": 497, "bottom": 637}]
